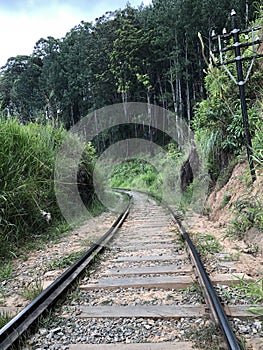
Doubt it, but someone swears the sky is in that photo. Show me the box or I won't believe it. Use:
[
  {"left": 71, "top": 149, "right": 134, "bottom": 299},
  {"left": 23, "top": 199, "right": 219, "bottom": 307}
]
[{"left": 0, "top": 0, "right": 152, "bottom": 67}]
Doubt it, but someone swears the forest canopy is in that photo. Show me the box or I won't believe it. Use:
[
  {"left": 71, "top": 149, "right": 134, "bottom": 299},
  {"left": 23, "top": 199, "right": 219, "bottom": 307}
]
[{"left": 0, "top": 0, "right": 258, "bottom": 128}]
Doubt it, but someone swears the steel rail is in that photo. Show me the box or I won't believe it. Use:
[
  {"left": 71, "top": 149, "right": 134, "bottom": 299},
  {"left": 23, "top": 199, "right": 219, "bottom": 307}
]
[
  {"left": 165, "top": 204, "right": 241, "bottom": 350},
  {"left": 0, "top": 197, "right": 131, "bottom": 350}
]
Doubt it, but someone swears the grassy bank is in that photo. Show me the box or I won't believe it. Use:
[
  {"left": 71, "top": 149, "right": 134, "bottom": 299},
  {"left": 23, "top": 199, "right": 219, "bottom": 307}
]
[{"left": 0, "top": 117, "right": 96, "bottom": 262}]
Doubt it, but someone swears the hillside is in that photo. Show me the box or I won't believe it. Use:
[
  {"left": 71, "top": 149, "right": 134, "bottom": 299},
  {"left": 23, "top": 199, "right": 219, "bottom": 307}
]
[
  {"left": 207, "top": 161, "right": 263, "bottom": 252},
  {"left": 183, "top": 158, "right": 263, "bottom": 280}
]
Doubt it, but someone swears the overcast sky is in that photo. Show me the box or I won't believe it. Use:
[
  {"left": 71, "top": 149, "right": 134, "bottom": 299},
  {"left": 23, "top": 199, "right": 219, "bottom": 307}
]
[{"left": 0, "top": 0, "right": 152, "bottom": 67}]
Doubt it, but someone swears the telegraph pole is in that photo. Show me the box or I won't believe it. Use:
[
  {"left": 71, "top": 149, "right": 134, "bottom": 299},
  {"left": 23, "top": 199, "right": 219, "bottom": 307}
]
[{"left": 211, "top": 9, "right": 263, "bottom": 182}]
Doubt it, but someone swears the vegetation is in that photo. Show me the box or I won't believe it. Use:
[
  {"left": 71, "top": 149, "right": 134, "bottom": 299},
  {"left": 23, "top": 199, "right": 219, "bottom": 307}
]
[
  {"left": 186, "top": 323, "right": 224, "bottom": 350},
  {"left": 47, "top": 250, "right": 85, "bottom": 270},
  {"left": 234, "top": 275, "right": 263, "bottom": 303},
  {"left": 0, "top": 1, "right": 257, "bottom": 129},
  {"left": 106, "top": 142, "right": 185, "bottom": 203},
  {"left": 21, "top": 278, "right": 44, "bottom": 301},
  {"left": 192, "top": 233, "right": 222, "bottom": 257},
  {"left": 0, "top": 116, "right": 97, "bottom": 261},
  {"left": 0, "top": 262, "right": 13, "bottom": 282},
  {"left": 109, "top": 159, "right": 161, "bottom": 193},
  {"left": 227, "top": 195, "right": 263, "bottom": 239},
  {"left": 0, "top": 313, "right": 12, "bottom": 329},
  {"left": 192, "top": 3, "right": 263, "bottom": 180}
]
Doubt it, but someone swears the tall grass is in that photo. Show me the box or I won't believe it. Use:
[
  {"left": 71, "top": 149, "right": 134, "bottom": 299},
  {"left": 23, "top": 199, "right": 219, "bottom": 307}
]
[
  {"left": 0, "top": 117, "right": 96, "bottom": 261},
  {"left": 252, "top": 109, "right": 263, "bottom": 167},
  {"left": 0, "top": 117, "right": 66, "bottom": 259}
]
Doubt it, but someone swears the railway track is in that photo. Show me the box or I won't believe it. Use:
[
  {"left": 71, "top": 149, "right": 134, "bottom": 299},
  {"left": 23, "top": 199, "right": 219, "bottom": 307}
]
[{"left": 0, "top": 191, "right": 261, "bottom": 349}]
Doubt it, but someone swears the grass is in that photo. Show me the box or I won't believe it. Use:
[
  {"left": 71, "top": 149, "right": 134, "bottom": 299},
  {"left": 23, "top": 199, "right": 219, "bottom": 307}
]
[
  {"left": 21, "top": 278, "right": 44, "bottom": 301},
  {"left": 185, "top": 322, "right": 225, "bottom": 350},
  {"left": 233, "top": 275, "right": 263, "bottom": 303},
  {"left": 0, "top": 312, "right": 12, "bottom": 328},
  {"left": 219, "top": 192, "right": 231, "bottom": 209},
  {"left": 47, "top": 251, "right": 86, "bottom": 270},
  {"left": 0, "top": 262, "right": 13, "bottom": 282},
  {"left": 227, "top": 195, "right": 263, "bottom": 239},
  {"left": 109, "top": 159, "right": 161, "bottom": 194},
  {"left": 215, "top": 158, "right": 238, "bottom": 191},
  {"left": 192, "top": 233, "right": 222, "bottom": 257},
  {"left": 0, "top": 117, "right": 66, "bottom": 260},
  {"left": 0, "top": 115, "right": 97, "bottom": 264}
]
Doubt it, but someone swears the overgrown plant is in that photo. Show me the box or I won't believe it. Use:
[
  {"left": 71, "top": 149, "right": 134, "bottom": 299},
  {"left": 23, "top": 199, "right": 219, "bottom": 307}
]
[
  {"left": 47, "top": 250, "right": 86, "bottom": 270},
  {"left": 227, "top": 195, "right": 263, "bottom": 239},
  {"left": 21, "top": 278, "right": 43, "bottom": 301},
  {"left": 233, "top": 275, "right": 263, "bottom": 303},
  {"left": 0, "top": 312, "right": 12, "bottom": 329},
  {"left": 192, "top": 233, "right": 222, "bottom": 257},
  {"left": 0, "top": 262, "right": 13, "bottom": 282}
]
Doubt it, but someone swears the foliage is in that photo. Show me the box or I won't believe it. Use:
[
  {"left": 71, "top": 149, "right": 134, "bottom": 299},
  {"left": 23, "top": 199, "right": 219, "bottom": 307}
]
[
  {"left": 251, "top": 108, "right": 263, "bottom": 166},
  {"left": 0, "top": 313, "right": 12, "bottom": 329},
  {"left": 0, "top": 1, "right": 258, "bottom": 127},
  {"left": 0, "top": 116, "right": 97, "bottom": 261},
  {"left": 108, "top": 142, "right": 182, "bottom": 196},
  {"left": 0, "top": 262, "right": 13, "bottom": 282},
  {"left": 192, "top": 4, "right": 263, "bottom": 179},
  {"left": 219, "top": 192, "right": 232, "bottom": 209},
  {"left": 227, "top": 195, "right": 263, "bottom": 238},
  {"left": 109, "top": 159, "right": 161, "bottom": 193},
  {"left": 21, "top": 278, "right": 43, "bottom": 301},
  {"left": 233, "top": 275, "right": 263, "bottom": 303},
  {"left": 185, "top": 323, "right": 224, "bottom": 350},
  {"left": 192, "top": 233, "right": 222, "bottom": 256},
  {"left": 47, "top": 250, "right": 85, "bottom": 270},
  {"left": 0, "top": 1, "right": 261, "bottom": 271}
]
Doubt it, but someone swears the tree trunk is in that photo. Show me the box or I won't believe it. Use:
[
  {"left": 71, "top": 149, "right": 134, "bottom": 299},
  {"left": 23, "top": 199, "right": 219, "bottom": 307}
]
[
  {"left": 169, "top": 59, "right": 177, "bottom": 114},
  {"left": 185, "top": 38, "right": 191, "bottom": 128}
]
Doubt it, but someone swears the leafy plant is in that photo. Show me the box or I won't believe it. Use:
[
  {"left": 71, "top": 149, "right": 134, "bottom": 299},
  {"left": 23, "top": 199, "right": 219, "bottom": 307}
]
[
  {"left": 185, "top": 322, "right": 224, "bottom": 350},
  {"left": 233, "top": 275, "right": 263, "bottom": 303},
  {"left": 193, "top": 6, "right": 263, "bottom": 181},
  {"left": 0, "top": 312, "right": 12, "bottom": 328},
  {"left": 109, "top": 159, "right": 161, "bottom": 194},
  {"left": 251, "top": 111, "right": 263, "bottom": 166},
  {"left": 227, "top": 195, "right": 263, "bottom": 238},
  {"left": 0, "top": 262, "right": 13, "bottom": 282},
  {"left": 219, "top": 193, "right": 232, "bottom": 209},
  {"left": 21, "top": 278, "right": 43, "bottom": 301},
  {"left": 0, "top": 116, "right": 97, "bottom": 261},
  {"left": 193, "top": 233, "right": 222, "bottom": 256},
  {"left": 47, "top": 250, "right": 85, "bottom": 270}
]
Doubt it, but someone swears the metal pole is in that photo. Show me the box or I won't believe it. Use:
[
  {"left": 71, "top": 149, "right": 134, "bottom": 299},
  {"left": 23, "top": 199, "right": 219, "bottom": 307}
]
[{"left": 231, "top": 10, "right": 256, "bottom": 182}]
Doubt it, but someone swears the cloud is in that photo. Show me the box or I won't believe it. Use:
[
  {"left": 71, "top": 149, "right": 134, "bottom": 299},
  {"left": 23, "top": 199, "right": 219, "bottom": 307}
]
[
  {"left": 0, "top": 6, "right": 84, "bottom": 66},
  {"left": 0, "top": 0, "right": 152, "bottom": 67}
]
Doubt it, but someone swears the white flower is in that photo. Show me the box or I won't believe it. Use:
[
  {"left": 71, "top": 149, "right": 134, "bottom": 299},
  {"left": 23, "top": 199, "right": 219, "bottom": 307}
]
[{"left": 40, "top": 210, "right": 51, "bottom": 224}]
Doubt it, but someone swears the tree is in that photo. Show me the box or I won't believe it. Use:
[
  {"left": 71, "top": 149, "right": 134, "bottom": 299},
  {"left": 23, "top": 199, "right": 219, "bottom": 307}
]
[{"left": 0, "top": 55, "right": 43, "bottom": 120}]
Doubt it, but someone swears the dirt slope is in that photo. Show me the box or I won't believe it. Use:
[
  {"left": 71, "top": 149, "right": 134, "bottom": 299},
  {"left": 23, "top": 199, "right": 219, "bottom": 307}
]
[{"left": 206, "top": 160, "right": 263, "bottom": 252}]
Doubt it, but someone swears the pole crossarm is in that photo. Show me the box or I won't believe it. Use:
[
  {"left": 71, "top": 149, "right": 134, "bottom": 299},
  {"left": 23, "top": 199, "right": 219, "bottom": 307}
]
[
  {"left": 211, "top": 25, "right": 262, "bottom": 41},
  {"left": 212, "top": 39, "right": 262, "bottom": 54},
  {"left": 209, "top": 9, "right": 262, "bottom": 182},
  {"left": 214, "top": 53, "right": 263, "bottom": 67}
]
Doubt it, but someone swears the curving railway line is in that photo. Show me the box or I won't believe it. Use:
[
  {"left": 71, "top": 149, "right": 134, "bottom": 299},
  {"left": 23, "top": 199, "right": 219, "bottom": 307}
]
[{"left": 0, "top": 191, "right": 261, "bottom": 349}]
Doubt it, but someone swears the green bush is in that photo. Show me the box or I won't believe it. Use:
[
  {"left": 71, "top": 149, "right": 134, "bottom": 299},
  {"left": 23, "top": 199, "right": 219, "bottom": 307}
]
[
  {"left": 227, "top": 195, "right": 263, "bottom": 238},
  {"left": 109, "top": 159, "right": 160, "bottom": 193}
]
